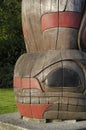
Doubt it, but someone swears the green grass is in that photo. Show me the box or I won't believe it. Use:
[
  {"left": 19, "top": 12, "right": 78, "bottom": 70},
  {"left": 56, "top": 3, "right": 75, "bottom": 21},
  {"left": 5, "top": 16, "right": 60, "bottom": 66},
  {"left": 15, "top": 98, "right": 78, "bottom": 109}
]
[{"left": 0, "top": 89, "right": 17, "bottom": 114}]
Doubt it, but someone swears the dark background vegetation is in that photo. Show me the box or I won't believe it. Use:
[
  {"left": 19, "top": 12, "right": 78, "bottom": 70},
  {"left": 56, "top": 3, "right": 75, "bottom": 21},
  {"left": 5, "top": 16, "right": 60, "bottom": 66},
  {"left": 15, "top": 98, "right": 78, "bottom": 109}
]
[{"left": 0, "top": 0, "right": 25, "bottom": 88}]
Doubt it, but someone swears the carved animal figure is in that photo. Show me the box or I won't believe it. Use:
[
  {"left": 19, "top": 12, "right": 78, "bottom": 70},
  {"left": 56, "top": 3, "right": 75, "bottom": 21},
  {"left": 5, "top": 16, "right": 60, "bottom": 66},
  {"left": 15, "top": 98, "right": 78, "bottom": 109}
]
[{"left": 14, "top": 0, "right": 86, "bottom": 120}]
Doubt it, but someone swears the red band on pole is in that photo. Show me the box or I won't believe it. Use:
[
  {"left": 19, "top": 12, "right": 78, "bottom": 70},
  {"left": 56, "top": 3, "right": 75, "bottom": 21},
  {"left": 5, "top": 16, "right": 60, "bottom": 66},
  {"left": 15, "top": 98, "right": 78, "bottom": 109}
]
[{"left": 41, "top": 12, "right": 82, "bottom": 32}]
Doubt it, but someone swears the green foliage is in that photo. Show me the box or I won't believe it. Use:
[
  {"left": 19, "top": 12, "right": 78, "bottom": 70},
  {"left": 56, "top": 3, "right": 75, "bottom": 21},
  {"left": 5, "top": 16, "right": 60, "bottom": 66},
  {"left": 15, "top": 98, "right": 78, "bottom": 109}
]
[{"left": 0, "top": 0, "right": 26, "bottom": 88}]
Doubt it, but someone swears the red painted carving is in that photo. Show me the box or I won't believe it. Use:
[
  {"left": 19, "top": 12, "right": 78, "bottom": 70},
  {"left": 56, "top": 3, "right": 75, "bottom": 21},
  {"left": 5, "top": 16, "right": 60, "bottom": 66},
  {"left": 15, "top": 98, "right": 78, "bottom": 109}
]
[
  {"left": 17, "top": 103, "right": 50, "bottom": 119},
  {"left": 14, "top": 77, "right": 21, "bottom": 88},
  {"left": 14, "top": 77, "right": 42, "bottom": 91},
  {"left": 17, "top": 103, "right": 32, "bottom": 118},
  {"left": 41, "top": 12, "right": 82, "bottom": 32}
]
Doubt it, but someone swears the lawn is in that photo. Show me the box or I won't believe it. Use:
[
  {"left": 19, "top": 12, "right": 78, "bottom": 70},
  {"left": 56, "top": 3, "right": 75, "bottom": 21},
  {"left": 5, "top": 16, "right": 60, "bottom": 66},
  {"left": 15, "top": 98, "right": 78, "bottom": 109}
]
[{"left": 0, "top": 89, "right": 17, "bottom": 114}]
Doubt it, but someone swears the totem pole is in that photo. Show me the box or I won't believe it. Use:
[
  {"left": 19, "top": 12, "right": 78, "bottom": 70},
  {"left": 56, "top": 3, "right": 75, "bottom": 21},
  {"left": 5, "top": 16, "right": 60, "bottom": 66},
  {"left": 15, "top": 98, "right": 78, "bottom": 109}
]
[{"left": 14, "top": 0, "right": 86, "bottom": 120}]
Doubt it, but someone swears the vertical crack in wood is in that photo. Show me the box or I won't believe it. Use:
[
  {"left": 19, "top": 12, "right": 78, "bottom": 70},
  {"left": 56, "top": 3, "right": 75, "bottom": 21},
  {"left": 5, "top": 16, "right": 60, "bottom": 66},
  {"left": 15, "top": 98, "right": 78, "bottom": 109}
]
[
  {"left": 55, "top": 0, "right": 59, "bottom": 50},
  {"left": 29, "top": 17, "right": 38, "bottom": 51},
  {"left": 64, "top": 0, "right": 68, "bottom": 11}
]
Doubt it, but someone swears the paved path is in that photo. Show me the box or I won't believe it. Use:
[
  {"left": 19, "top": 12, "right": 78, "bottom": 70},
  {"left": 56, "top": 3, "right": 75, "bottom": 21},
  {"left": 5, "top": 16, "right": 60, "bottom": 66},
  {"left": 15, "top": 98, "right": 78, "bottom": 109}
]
[{"left": 0, "top": 113, "right": 86, "bottom": 130}]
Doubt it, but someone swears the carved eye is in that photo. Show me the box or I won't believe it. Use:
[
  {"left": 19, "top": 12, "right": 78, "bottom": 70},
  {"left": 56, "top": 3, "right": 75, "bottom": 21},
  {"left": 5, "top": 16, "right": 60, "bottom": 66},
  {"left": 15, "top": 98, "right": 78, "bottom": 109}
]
[{"left": 45, "top": 68, "right": 82, "bottom": 87}]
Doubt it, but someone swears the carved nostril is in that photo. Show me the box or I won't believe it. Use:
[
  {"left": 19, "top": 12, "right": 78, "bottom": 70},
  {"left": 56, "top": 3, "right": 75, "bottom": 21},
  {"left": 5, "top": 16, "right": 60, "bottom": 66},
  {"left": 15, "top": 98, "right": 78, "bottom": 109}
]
[{"left": 45, "top": 68, "right": 82, "bottom": 87}]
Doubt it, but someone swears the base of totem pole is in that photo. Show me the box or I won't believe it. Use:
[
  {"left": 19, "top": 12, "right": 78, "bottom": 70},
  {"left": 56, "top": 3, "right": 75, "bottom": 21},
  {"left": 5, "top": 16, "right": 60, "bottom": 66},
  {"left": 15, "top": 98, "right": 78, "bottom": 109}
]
[
  {"left": 23, "top": 116, "right": 76, "bottom": 123},
  {"left": 0, "top": 112, "right": 86, "bottom": 130},
  {"left": 23, "top": 116, "right": 46, "bottom": 123}
]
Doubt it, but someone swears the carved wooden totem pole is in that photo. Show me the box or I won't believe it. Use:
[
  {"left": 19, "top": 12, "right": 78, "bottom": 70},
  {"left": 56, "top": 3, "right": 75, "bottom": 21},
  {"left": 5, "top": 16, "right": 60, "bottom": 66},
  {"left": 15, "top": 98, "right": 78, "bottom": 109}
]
[{"left": 14, "top": 0, "right": 86, "bottom": 120}]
